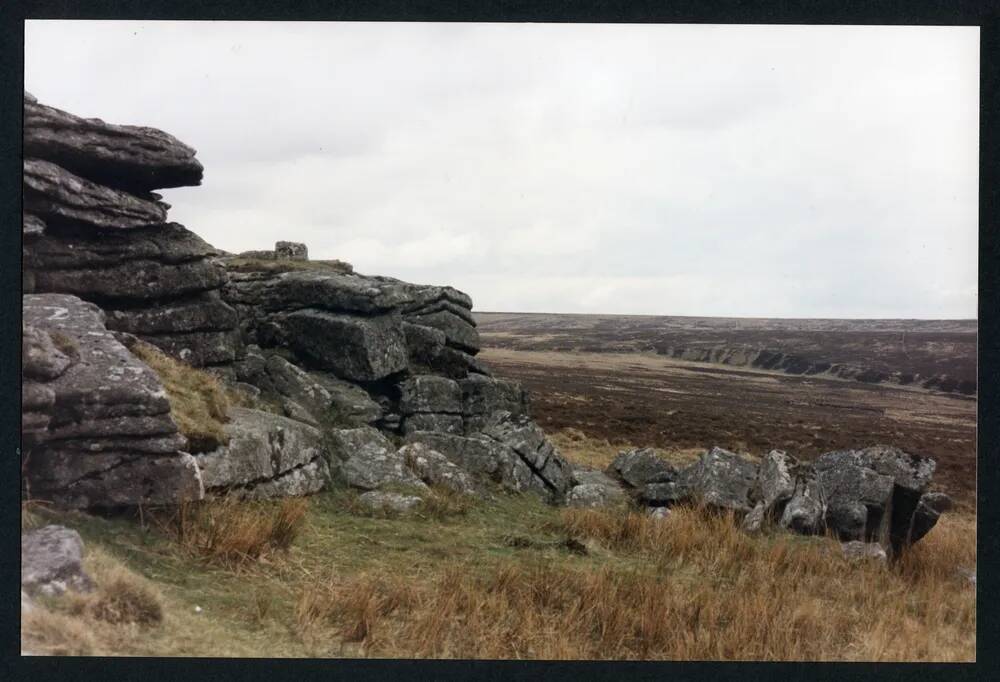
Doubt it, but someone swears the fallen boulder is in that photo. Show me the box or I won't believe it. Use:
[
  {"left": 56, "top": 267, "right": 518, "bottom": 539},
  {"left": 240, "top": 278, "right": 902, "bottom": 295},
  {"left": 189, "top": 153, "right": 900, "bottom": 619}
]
[
  {"left": 608, "top": 448, "right": 680, "bottom": 489},
  {"left": 21, "top": 525, "right": 94, "bottom": 597},
  {"left": 566, "top": 483, "right": 627, "bottom": 508},
  {"left": 326, "top": 427, "right": 427, "bottom": 491},
  {"left": 566, "top": 468, "right": 628, "bottom": 508},
  {"left": 194, "top": 407, "right": 329, "bottom": 498},
  {"left": 357, "top": 490, "right": 424, "bottom": 514},
  {"left": 399, "top": 442, "right": 476, "bottom": 495},
  {"left": 815, "top": 446, "right": 946, "bottom": 555}
]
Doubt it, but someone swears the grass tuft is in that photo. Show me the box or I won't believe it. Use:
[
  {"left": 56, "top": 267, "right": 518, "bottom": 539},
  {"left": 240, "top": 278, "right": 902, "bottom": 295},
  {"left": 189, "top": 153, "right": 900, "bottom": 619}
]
[
  {"left": 129, "top": 340, "right": 230, "bottom": 453},
  {"left": 159, "top": 496, "right": 309, "bottom": 568},
  {"left": 550, "top": 427, "right": 705, "bottom": 470},
  {"left": 22, "top": 547, "right": 165, "bottom": 655},
  {"left": 83, "top": 562, "right": 164, "bottom": 626},
  {"left": 47, "top": 330, "right": 80, "bottom": 361},
  {"left": 22, "top": 490, "right": 974, "bottom": 660}
]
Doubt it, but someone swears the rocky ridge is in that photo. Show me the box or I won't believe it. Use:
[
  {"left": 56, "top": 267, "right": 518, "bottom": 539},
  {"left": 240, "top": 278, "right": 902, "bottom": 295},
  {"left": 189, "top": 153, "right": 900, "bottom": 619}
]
[
  {"left": 23, "top": 93, "right": 239, "bottom": 368},
  {"left": 21, "top": 93, "right": 573, "bottom": 507},
  {"left": 599, "top": 443, "right": 950, "bottom": 558},
  {"left": 19, "top": 93, "right": 951, "bottom": 558}
]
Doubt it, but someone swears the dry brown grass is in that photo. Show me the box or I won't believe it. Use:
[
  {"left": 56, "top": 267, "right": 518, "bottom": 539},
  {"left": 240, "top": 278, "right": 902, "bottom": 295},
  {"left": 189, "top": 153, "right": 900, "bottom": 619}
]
[
  {"left": 83, "top": 563, "right": 165, "bottom": 626},
  {"left": 21, "top": 607, "right": 99, "bottom": 656},
  {"left": 129, "top": 340, "right": 230, "bottom": 453},
  {"left": 550, "top": 427, "right": 705, "bottom": 471},
  {"left": 160, "top": 496, "right": 308, "bottom": 568},
  {"left": 22, "top": 547, "right": 165, "bottom": 655},
  {"left": 47, "top": 330, "right": 80, "bottom": 361},
  {"left": 294, "top": 505, "right": 976, "bottom": 661},
  {"left": 20, "top": 500, "right": 51, "bottom": 531},
  {"left": 415, "top": 487, "right": 476, "bottom": 520}
]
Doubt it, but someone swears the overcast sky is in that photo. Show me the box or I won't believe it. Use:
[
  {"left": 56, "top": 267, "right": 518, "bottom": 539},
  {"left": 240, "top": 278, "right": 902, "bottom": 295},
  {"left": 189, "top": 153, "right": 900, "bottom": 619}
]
[{"left": 25, "top": 22, "right": 979, "bottom": 318}]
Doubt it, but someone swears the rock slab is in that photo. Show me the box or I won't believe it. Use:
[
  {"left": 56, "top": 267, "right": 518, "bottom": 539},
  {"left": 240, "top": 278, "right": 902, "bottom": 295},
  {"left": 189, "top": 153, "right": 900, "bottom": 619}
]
[{"left": 21, "top": 525, "right": 94, "bottom": 597}]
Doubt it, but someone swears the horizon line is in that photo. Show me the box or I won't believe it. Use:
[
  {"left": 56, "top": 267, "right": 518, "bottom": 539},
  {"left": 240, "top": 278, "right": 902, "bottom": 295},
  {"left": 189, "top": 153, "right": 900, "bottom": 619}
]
[{"left": 471, "top": 310, "right": 979, "bottom": 322}]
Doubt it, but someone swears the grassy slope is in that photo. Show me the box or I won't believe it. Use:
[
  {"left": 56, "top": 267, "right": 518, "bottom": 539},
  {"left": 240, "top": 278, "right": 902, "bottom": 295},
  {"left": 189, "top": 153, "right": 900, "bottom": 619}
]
[{"left": 21, "top": 432, "right": 976, "bottom": 661}]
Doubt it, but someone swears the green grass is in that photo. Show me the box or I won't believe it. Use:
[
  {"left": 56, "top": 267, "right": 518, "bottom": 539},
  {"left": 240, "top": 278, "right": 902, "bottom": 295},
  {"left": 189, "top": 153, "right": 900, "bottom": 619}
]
[
  {"left": 21, "top": 485, "right": 976, "bottom": 660},
  {"left": 22, "top": 490, "right": 596, "bottom": 657}
]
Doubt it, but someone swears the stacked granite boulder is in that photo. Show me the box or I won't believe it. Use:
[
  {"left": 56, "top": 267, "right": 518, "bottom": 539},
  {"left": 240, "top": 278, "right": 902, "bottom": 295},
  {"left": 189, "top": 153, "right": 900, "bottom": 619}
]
[
  {"left": 22, "top": 92, "right": 241, "bottom": 368},
  {"left": 22, "top": 92, "right": 573, "bottom": 506},
  {"left": 221, "top": 255, "right": 573, "bottom": 502},
  {"left": 21, "top": 294, "right": 203, "bottom": 508},
  {"left": 604, "top": 443, "right": 950, "bottom": 557}
]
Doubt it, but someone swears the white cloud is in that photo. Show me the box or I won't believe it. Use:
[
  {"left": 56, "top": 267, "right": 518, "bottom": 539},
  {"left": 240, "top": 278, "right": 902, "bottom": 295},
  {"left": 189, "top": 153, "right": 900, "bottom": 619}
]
[{"left": 24, "top": 21, "right": 979, "bottom": 318}]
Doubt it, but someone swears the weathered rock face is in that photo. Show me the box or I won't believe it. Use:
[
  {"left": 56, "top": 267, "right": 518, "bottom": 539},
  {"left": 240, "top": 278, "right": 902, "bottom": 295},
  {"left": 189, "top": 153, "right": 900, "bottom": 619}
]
[
  {"left": 403, "top": 321, "right": 492, "bottom": 379},
  {"left": 398, "top": 375, "right": 463, "bottom": 435},
  {"left": 20, "top": 94, "right": 583, "bottom": 513},
  {"left": 24, "top": 213, "right": 46, "bottom": 239},
  {"left": 22, "top": 94, "right": 237, "bottom": 369},
  {"left": 194, "top": 407, "right": 330, "bottom": 499},
  {"left": 459, "top": 374, "right": 528, "bottom": 432},
  {"left": 216, "top": 245, "right": 570, "bottom": 503},
  {"left": 610, "top": 442, "right": 947, "bottom": 555},
  {"left": 742, "top": 451, "right": 826, "bottom": 535},
  {"left": 326, "top": 427, "right": 427, "bottom": 491},
  {"left": 26, "top": 222, "right": 238, "bottom": 366},
  {"left": 21, "top": 525, "right": 94, "bottom": 597},
  {"left": 24, "top": 93, "right": 203, "bottom": 193},
  {"left": 232, "top": 346, "right": 382, "bottom": 427},
  {"left": 220, "top": 265, "right": 490, "bottom": 387},
  {"left": 24, "top": 158, "right": 169, "bottom": 230},
  {"left": 567, "top": 468, "right": 629, "bottom": 508},
  {"left": 814, "top": 446, "right": 948, "bottom": 555},
  {"left": 399, "top": 443, "right": 477, "bottom": 496},
  {"left": 278, "top": 309, "right": 409, "bottom": 382},
  {"left": 22, "top": 294, "right": 203, "bottom": 508},
  {"left": 223, "top": 269, "right": 411, "bottom": 316},
  {"left": 404, "top": 413, "right": 574, "bottom": 501}
]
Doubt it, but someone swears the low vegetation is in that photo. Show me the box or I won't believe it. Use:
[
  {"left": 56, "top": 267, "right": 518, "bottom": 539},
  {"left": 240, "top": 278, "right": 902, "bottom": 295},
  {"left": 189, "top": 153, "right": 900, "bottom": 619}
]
[
  {"left": 22, "top": 547, "right": 164, "bottom": 655},
  {"left": 342, "top": 485, "right": 475, "bottom": 522},
  {"left": 21, "top": 485, "right": 976, "bottom": 660},
  {"left": 156, "top": 496, "right": 308, "bottom": 568},
  {"left": 47, "top": 330, "right": 80, "bottom": 361},
  {"left": 129, "top": 340, "right": 230, "bottom": 452},
  {"left": 223, "top": 257, "right": 354, "bottom": 275},
  {"left": 549, "top": 427, "right": 707, "bottom": 470}
]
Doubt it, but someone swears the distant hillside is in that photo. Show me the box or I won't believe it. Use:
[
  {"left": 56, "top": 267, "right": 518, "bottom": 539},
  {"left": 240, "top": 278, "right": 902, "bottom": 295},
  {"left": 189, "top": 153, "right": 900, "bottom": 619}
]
[{"left": 474, "top": 312, "right": 978, "bottom": 395}]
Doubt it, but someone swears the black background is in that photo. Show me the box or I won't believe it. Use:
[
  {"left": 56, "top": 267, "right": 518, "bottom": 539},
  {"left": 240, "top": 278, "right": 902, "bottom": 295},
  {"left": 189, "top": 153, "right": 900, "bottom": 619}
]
[{"left": 2, "top": 1, "right": 996, "bottom": 680}]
